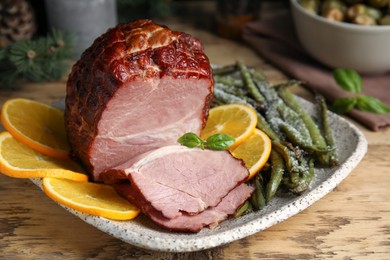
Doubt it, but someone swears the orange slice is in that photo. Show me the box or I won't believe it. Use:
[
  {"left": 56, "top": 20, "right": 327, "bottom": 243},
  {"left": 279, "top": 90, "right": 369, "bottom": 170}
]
[
  {"left": 43, "top": 178, "right": 140, "bottom": 220},
  {"left": 1, "top": 98, "right": 69, "bottom": 159},
  {"left": 201, "top": 104, "right": 258, "bottom": 148},
  {"left": 229, "top": 128, "right": 272, "bottom": 179},
  {"left": 0, "top": 132, "right": 87, "bottom": 181}
]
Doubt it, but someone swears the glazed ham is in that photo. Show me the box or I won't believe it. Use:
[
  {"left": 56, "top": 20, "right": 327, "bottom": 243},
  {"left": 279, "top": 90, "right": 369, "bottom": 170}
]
[
  {"left": 65, "top": 19, "right": 254, "bottom": 232},
  {"left": 104, "top": 146, "right": 250, "bottom": 219},
  {"left": 65, "top": 19, "right": 213, "bottom": 181}
]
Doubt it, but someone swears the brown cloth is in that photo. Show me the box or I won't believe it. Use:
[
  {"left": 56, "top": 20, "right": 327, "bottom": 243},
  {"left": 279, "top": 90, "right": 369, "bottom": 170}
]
[{"left": 242, "top": 13, "right": 390, "bottom": 131}]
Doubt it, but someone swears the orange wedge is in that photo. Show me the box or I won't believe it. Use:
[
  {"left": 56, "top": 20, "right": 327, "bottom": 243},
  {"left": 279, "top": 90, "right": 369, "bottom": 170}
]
[
  {"left": 201, "top": 104, "right": 258, "bottom": 148},
  {"left": 229, "top": 128, "right": 272, "bottom": 180},
  {"left": 43, "top": 178, "right": 140, "bottom": 220},
  {"left": 1, "top": 98, "right": 70, "bottom": 159},
  {"left": 0, "top": 132, "right": 87, "bottom": 181}
]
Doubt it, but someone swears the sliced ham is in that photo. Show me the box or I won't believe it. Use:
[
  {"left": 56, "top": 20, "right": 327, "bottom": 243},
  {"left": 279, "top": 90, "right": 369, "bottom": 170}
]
[
  {"left": 65, "top": 19, "right": 213, "bottom": 182},
  {"left": 115, "top": 182, "right": 254, "bottom": 232},
  {"left": 103, "top": 145, "right": 250, "bottom": 219}
]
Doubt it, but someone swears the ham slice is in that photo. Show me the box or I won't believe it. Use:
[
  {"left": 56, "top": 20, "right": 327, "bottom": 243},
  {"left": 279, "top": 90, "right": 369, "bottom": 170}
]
[
  {"left": 115, "top": 182, "right": 254, "bottom": 232},
  {"left": 103, "top": 145, "right": 250, "bottom": 219}
]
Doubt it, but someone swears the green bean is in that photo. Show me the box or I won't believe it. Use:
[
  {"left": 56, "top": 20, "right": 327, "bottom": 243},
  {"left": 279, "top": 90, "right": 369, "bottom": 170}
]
[
  {"left": 251, "top": 74, "right": 279, "bottom": 103},
  {"left": 214, "top": 88, "right": 266, "bottom": 114},
  {"left": 317, "top": 95, "right": 339, "bottom": 166},
  {"left": 256, "top": 112, "right": 280, "bottom": 141},
  {"left": 277, "top": 104, "right": 312, "bottom": 144},
  {"left": 250, "top": 174, "right": 267, "bottom": 211},
  {"left": 215, "top": 82, "right": 247, "bottom": 97},
  {"left": 249, "top": 67, "right": 266, "bottom": 82},
  {"left": 273, "top": 79, "right": 302, "bottom": 89},
  {"left": 254, "top": 80, "right": 313, "bottom": 148},
  {"left": 279, "top": 123, "right": 313, "bottom": 150},
  {"left": 212, "top": 64, "right": 237, "bottom": 76},
  {"left": 214, "top": 75, "right": 244, "bottom": 88},
  {"left": 277, "top": 85, "right": 332, "bottom": 166},
  {"left": 277, "top": 86, "right": 324, "bottom": 144},
  {"left": 237, "top": 61, "right": 267, "bottom": 105},
  {"left": 295, "top": 159, "right": 315, "bottom": 194},
  {"left": 213, "top": 88, "right": 254, "bottom": 107},
  {"left": 283, "top": 158, "right": 313, "bottom": 194},
  {"left": 271, "top": 141, "right": 297, "bottom": 172},
  {"left": 279, "top": 123, "right": 335, "bottom": 154},
  {"left": 263, "top": 103, "right": 285, "bottom": 138},
  {"left": 266, "top": 150, "right": 285, "bottom": 202},
  {"left": 235, "top": 200, "right": 254, "bottom": 218}
]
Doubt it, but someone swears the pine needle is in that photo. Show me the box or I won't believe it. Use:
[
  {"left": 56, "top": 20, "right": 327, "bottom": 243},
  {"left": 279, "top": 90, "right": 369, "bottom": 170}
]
[{"left": 0, "top": 30, "right": 73, "bottom": 88}]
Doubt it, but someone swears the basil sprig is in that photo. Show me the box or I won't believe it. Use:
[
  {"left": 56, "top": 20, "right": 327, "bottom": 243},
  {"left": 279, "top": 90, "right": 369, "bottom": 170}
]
[
  {"left": 177, "top": 132, "right": 235, "bottom": 151},
  {"left": 332, "top": 68, "right": 390, "bottom": 114}
]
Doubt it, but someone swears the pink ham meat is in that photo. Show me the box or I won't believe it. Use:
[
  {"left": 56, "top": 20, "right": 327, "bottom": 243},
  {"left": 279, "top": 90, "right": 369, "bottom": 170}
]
[
  {"left": 103, "top": 145, "right": 250, "bottom": 219},
  {"left": 115, "top": 182, "right": 254, "bottom": 232},
  {"left": 65, "top": 19, "right": 213, "bottom": 182}
]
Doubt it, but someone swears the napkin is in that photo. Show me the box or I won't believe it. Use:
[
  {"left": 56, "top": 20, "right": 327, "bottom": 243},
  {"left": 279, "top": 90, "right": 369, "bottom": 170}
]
[{"left": 242, "top": 13, "right": 390, "bottom": 131}]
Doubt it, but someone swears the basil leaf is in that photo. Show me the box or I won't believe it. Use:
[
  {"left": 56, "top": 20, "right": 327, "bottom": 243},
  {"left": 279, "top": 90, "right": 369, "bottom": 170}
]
[
  {"left": 206, "top": 134, "right": 235, "bottom": 150},
  {"left": 331, "top": 97, "right": 357, "bottom": 114},
  {"left": 356, "top": 95, "right": 390, "bottom": 114},
  {"left": 333, "top": 69, "right": 362, "bottom": 94},
  {"left": 177, "top": 132, "right": 203, "bottom": 148}
]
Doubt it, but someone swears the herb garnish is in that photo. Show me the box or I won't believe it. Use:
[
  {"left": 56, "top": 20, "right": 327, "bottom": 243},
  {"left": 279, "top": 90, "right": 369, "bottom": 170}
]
[
  {"left": 177, "top": 132, "right": 235, "bottom": 150},
  {"left": 332, "top": 68, "right": 390, "bottom": 114}
]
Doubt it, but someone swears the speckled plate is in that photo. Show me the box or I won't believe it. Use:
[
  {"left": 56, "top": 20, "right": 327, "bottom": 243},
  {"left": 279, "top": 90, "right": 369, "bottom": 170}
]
[{"left": 31, "top": 97, "right": 367, "bottom": 252}]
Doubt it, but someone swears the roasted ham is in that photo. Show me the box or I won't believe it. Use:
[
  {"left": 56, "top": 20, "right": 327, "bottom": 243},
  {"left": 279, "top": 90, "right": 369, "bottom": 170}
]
[{"left": 65, "top": 19, "right": 213, "bottom": 182}]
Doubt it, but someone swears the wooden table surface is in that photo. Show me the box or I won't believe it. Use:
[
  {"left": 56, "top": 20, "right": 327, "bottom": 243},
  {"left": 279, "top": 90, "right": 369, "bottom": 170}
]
[{"left": 1, "top": 10, "right": 390, "bottom": 260}]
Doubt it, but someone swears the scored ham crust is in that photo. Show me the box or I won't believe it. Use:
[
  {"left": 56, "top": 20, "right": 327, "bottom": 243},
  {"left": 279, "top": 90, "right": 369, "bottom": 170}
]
[{"left": 65, "top": 20, "right": 214, "bottom": 181}]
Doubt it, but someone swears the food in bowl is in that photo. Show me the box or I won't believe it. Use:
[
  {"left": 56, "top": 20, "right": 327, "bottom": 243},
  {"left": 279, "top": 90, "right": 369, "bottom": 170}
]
[
  {"left": 298, "top": 0, "right": 390, "bottom": 25},
  {"left": 291, "top": 0, "right": 390, "bottom": 74}
]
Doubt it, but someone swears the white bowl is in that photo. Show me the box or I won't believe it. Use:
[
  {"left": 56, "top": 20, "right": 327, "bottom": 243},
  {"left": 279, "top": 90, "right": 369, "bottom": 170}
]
[{"left": 290, "top": 0, "right": 390, "bottom": 74}]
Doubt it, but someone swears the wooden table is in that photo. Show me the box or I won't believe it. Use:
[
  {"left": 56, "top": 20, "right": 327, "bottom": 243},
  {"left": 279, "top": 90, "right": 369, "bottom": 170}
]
[{"left": 1, "top": 12, "right": 390, "bottom": 260}]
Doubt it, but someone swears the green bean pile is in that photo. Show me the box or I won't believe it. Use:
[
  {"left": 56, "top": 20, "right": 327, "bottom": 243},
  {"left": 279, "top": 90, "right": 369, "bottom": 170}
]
[
  {"left": 211, "top": 62, "right": 338, "bottom": 216},
  {"left": 299, "top": 0, "right": 390, "bottom": 25}
]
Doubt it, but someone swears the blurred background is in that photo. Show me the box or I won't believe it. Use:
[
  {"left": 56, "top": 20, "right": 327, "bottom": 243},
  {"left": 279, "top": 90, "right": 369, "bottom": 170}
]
[{"left": 0, "top": 0, "right": 289, "bottom": 58}]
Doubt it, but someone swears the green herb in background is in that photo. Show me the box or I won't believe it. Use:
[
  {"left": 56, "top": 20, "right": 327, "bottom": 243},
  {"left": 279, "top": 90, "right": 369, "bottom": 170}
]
[
  {"left": 0, "top": 30, "right": 73, "bottom": 88},
  {"left": 178, "top": 132, "right": 235, "bottom": 151},
  {"left": 331, "top": 68, "right": 390, "bottom": 114}
]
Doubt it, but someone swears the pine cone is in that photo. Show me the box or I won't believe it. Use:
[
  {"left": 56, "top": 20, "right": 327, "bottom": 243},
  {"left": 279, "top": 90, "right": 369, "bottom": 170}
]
[{"left": 0, "top": 0, "right": 36, "bottom": 47}]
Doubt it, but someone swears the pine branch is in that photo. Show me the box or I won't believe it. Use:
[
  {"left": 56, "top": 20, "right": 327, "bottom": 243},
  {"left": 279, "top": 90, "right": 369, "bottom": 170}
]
[{"left": 0, "top": 30, "right": 73, "bottom": 88}]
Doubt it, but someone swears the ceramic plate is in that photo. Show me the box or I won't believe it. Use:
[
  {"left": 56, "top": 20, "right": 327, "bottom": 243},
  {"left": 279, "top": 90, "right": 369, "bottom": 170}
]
[{"left": 31, "top": 97, "right": 367, "bottom": 252}]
